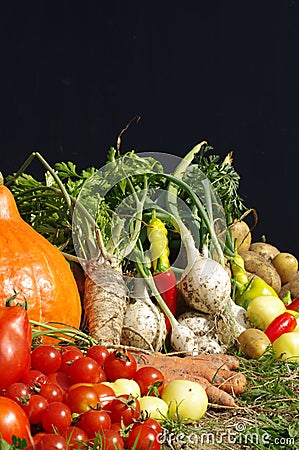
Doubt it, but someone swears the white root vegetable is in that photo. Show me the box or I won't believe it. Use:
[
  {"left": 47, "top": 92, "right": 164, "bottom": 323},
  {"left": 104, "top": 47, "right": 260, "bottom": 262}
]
[
  {"left": 121, "top": 278, "right": 166, "bottom": 351},
  {"left": 180, "top": 251, "right": 232, "bottom": 314},
  {"left": 138, "top": 262, "right": 199, "bottom": 355},
  {"left": 177, "top": 311, "right": 224, "bottom": 353},
  {"left": 216, "top": 298, "right": 251, "bottom": 345}
]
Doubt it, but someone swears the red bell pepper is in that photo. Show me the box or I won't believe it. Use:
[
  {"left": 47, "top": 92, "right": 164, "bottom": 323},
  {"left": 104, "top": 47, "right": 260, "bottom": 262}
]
[
  {"left": 0, "top": 304, "right": 32, "bottom": 391},
  {"left": 153, "top": 269, "right": 177, "bottom": 333},
  {"left": 264, "top": 311, "right": 297, "bottom": 343},
  {"left": 287, "top": 296, "right": 299, "bottom": 313}
]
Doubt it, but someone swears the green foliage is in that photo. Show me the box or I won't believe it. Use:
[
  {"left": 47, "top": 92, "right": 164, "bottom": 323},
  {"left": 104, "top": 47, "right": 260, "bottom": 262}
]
[{"left": 195, "top": 144, "right": 247, "bottom": 219}]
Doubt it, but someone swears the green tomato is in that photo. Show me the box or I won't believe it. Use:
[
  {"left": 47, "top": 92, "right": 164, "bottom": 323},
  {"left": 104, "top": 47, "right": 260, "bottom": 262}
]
[
  {"left": 138, "top": 395, "right": 168, "bottom": 423},
  {"left": 272, "top": 331, "right": 299, "bottom": 361},
  {"left": 247, "top": 295, "right": 286, "bottom": 330},
  {"left": 161, "top": 380, "right": 208, "bottom": 423}
]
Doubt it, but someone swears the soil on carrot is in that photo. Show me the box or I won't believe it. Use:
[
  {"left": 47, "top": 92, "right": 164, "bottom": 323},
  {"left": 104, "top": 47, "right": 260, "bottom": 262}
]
[{"left": 161, "top": 352, "right": 299, "bottom": 450}]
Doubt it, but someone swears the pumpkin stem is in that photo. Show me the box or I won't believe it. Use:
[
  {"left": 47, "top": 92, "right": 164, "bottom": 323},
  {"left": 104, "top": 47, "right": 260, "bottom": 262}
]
[{"left": 0, "top": 172, "right": 3, "bottom": 186}]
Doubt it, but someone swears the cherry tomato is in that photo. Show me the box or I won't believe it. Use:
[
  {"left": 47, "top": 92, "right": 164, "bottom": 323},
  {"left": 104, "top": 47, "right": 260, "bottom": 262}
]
[
  {"left": 86, "top": 345, "right": 110, "bottom": 366},
  {"left": 5, "top": 382, "right": 30, "bottom": 406},
  {"left": 59, "top": 348, "right": 84, "bottom": 376},
  {"left": 126, "top": 424, "right": 161, "bottom": 450},
  {"left": 68, "top": 356, "right": 105, "bottom": 384},
  {"left": 26, "top": 432, "right": 47, "bottom": 449},
  {"left": 31, "top": 345, "right": 62, "bottom": 375},
  {"left": 39, "top": 383, "right": 64, "bottom": 403},
  {"left": 104, "top": 348, "right": 137, "bottom": 381},
  {"left": 93, "top": 383, "right": 115, "bottom": 407},
  {"left": 133, "top": 366, "right": 165, "bottom": 396},
  {"left": 78, "top": 409, "right": 111, "bottom": 438},
  {"left": 35, "top": 433, "right": 67, "bottom": 449},
  {"left": 64, "top": 385, "right": 99, "bottom": 413},
  {"left": 0, "top": 396, "right": 32, "bottom": 444},
  {"left": 20, "top": 369, "right": 48, "bottom": 389},
  {"left": 102, "top": 429, "right": 125, "bottom": 450},
  {"left": 141, "top": 418, "right": 163, "bottom": 435},
  {"left": 63, "top": 425, "right": 89, "bottom": 448},
  {"left": 46, "top": 371, "right": 71, "bottom": 393},
  {"left": 41, "top": 401, "right": 72, "bottom": 434},
  {"left": 21, "top": 394, "right": 49, "bottom": 424},
  {"left": 60, "top": 345, "right": 83, "bottom": 356},
  {"left": 108, "top": 394, "right": 141, "bottom": 426}
]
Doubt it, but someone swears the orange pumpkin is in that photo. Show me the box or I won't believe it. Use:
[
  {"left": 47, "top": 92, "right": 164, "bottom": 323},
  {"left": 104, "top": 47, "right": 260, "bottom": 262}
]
[{"left": 0, "top": 179, "right": 82, "bottom": 330}]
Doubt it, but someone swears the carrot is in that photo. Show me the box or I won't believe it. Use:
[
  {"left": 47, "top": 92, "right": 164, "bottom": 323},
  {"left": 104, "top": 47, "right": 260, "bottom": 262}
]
[
  {"left": 83, "top": 261, "right": 128, "bottom": 346},
  {"left": 187, "top": 354, "right": 240, "bottom": 371},
  {"left": 132, "top": 351, "right": 246, "bottom": 407}
]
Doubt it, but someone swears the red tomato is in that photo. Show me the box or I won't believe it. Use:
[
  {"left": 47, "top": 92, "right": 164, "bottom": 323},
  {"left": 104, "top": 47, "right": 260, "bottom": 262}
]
[
  {"left": 39, "top": 383, "right": 64, "bottom": 403},
  {"left": 102, "top": 429, "right": 125, "bottom": 450},
  {"left": 21, "top": 394, "right": 49, "bottom": 424},
  {"left": 59, "top": 348, "right": 84, "bottom": 376},
  {"left": 46, "top": 371, "right": 71, "bottom": 393},
  {"left": 86, "top": 345, "right": 110, "bottom": 366},
  {"left": 0, "top": 397, "right": 32, "bottom": 444},
  {"left": 26, "top": 432, "right": 47, "bottom": 449},
  {"left": 126, "top": 424, "right": 161, "bottom": 450},
  {"left": 78, "top": 409, "right": 111, "bottom": 438},
  {"left": 108, "top": 395, "right": 141, "bottom": 426},
  {"left": 20, "top": 369, "right": 47, "bottom": 389},
  {"left": 5, "top": 382, "right": 30, "bottom": 406},
  {"left": 68, "top": 356, "right": 105, "bottom": 384},
  {"left": 103, "top": 348, "right": 137, "bottom": 381},
  {"left": 140, "top": 418, "right": 163, "bottom": 435},
  {"left": 60, "top": 345, "right": 83, "bottom": 356},
  {"left": 93, "top": 383, "right": 115, "bottom": 407},
  {"left": 64, "top": 385, "right": 99, "bottom": 413},
  {"left": 35, "top": 433, "right": 67, "bottom": 449},
  {"left": 31, "top": 345, "right": 62, "bottom": 375},
  {"left": 41, "top": 401, "right": 72, "bottom": 434},
  {"left": 63, "top": 425, "right": 89, "bottom": 448},
  {"left": 0, "top": 305, "right": 32, "bottom": 390},
  {"left": 133, "top": 366, "right": 165, "bottom": 396}
]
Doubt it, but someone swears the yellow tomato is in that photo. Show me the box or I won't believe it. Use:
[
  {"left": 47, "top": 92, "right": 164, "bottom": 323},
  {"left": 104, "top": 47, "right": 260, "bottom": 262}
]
[
  {"left": 272, "top": 331, "right": 299, "bottom": 361},
  {"left": 247, "top": 295, "right": 286, "bottom": 330},
  {"left": 161, "top": 380, "right": 208, "bottom": 423},
  {"left": 101, "top": 378, "right": 141, "bottom": 397},
  {"left": 138, "top": 396, "right": 169, "bottom": 423}
]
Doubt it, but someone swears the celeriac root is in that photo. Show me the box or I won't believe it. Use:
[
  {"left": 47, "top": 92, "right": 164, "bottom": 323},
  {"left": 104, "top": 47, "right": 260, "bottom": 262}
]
[{"left": 84, "top": 262, "right": 128, "bottom": 346}]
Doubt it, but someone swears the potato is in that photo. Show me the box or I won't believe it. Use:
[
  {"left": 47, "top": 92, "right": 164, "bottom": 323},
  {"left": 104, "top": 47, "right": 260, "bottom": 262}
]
[
  {"left": 239, "top": 250, "right": 281, "bottom": 293},
  {"left": 272, "top": 252, "right": 298, "bottom": 284},
  {"left": 279, "top": 272, "right": 299, "bottom": 300},
  {"left": 249, "top": 242, "right": 280, "bottom": 262},
  {"left": 231, "top": 220, "right": 252, "bottom": 252},
  {"left": 237, "top": 328, "right": 271, "bottom": 359}
]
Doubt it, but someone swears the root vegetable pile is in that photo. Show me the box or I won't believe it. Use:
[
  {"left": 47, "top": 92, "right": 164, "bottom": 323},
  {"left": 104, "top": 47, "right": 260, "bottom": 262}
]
[{"left": 1, "top": 135, "right": 299, "bottom": 446}]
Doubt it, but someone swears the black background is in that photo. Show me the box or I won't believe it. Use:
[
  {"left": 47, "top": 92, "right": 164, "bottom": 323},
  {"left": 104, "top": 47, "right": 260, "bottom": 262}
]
[{"left": 1, "top": 1, "right": 299, "bottom": 256}]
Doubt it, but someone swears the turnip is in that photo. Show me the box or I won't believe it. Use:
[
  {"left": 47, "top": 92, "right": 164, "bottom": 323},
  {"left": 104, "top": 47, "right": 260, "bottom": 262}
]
[
  {"left": 121, "top": 277, "right": 166, "bottom": 351},
  {"left": 177, "top": 311, "right": 224, "bottom": 353},
  {"left": 164, "top": 143, "right": 231, "bottom": 316},
  {"left": 179, "top": 247, "right": 232, "bottom": 314}
]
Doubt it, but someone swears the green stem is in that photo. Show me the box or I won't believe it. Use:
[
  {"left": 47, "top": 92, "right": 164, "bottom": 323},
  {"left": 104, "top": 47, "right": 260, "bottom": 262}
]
[{"left": 157, "top": 172, "right": 225, "bottom": 265}]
